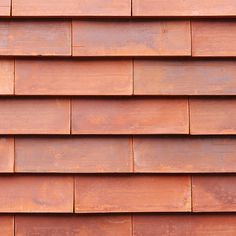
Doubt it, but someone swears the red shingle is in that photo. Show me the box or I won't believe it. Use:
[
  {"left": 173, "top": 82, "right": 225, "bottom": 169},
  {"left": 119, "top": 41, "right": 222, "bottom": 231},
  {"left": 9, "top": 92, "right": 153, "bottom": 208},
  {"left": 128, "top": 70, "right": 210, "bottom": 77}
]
[
  {"left": 0, "top": 216, "right": 14, "bottom": 236},
  {"left": 0, "top": 176, "right": 73, "bottom": 213},
  {"left": 133, "top": 214, "right": 236, "bottom": 236},
  {"left": 72, "top": 98, "right": 189, "bottom": 134},
  {"left": 15, "top": 137, "right": 132, "bottom": 173},
  {"left": 192, "top": 21, "right": 236, "bottom": 57},
  {"left": 134, "top": 60, "right": 236, "bottom": 95},
  {"left": 15, "top": 60, "right": 132, "bottom": 95},
  {"left": 193, "top": 176, "right": 236, "bottom": 212},
  {"left": 190, "top": 98, "right": 236, "bottom": 134},
  {"left": 0, "top": 99, "right": 70, "bottom": 134},
  {"left": 134, "top": 137, "right": 236, "bottom": 173},
  {"left": 12, "top": 0, "right": 131, "bottom": 16},
  {"left": 72, "top": 20, "right": 191, "bottom": 56},
  {"left": 0, "top": 60, "right": 14, "bottom": 95},
  {"left": 15, "top": 215, "right": 132, "bottom": 236},
  {"left": 0, "top": 21, "right": 71, "bottom": 56},
  {"left": 0, "top": 138, "right": 14, "bottom": 173},
  {"left": 133, "top": 0, "right": 236, "bottom": 16},
  {"left": 75, "top": 175, "right": 191, "bottom": 213}
]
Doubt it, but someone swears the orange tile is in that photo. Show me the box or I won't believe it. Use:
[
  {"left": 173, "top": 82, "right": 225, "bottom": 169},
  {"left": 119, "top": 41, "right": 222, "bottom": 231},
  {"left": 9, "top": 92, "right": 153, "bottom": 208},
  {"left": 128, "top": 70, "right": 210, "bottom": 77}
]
[
  {"left": 0, "top": 0, "right": 10, "bottom": 16},
  {"left": 134, "top": 60, "right": 236, "bottom": 95},
  {"left": 0, "top": 216, "right": 14, "bottom": 236},
  {"left": 133, "top": 214, "right": 236, "bottom": 236},
  {"left": 0, "top": 176, "right": 73, "bottom": 213},
  {"left": 193, "top": 176, "right": 236, "bottom": 212},
  {"left": 134, "top": 137, "right": 236, "bottom": 173},
  {"left": 15, "top": 215, "right": 132, "bottom": 236},
  {"left": 0, "top": 99, "right": 70, "bottom": 134},
  {"left": 133, "top": 0, "right": 236, "bottom": 16},
  {"left": 15, "top": 60, "right": 132, "bottom": 95},
  {"left": 13, "top": 0, "right": 131, "bottom": 16},
  {"left": 72, "top": 20, "right": 191, "bottom": 56},
  {"left": 0, "top": 138, "right": 14, "bottom": 173},
  {"left": 75, "top": 175, "right": 191, "bottom": 213},
  {"left": 192, "top": 21, "right": 236, "bottom": 57},
  {"left": 15, "top": 137, "right": 132, "bottom": 173},
  {"left": 72, "top": 98, "right": 189, "bottom": 134},
  {"left": 190, "top": 98, "right": 236, "bottom": 134},
  {"left": 0, "top": 21, "right": 71, "bottom": 56},
  {"left": 0, "top": 60, "right": 14, "bottom": 95}
]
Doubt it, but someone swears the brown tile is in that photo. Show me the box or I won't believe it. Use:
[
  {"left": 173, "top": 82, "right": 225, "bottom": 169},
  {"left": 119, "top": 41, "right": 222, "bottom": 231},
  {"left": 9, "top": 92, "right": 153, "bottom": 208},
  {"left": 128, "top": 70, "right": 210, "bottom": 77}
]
[
  {"left": 0, "top": 216, "right": 14, "bottom": 236},
  {"left": 190, "top": 98, "right": 236, "bottom": 134},
  {"left": 134, "top": 137, "right": 236, "bottom": 173},
  {"left": 75, "top": 175, "right": 191, "bottom": 213},
  {"left": 15, "top": 137, "right": 132, "bottom": 173},
  {"left": 192, "top": 21, "right": 236, "bottom": 57},
  {"left": 15, "top": 215, "right": 131, "bottom": 236},
  {"left": 0, "top": 0, "right": 10, "bottom": 16},
  {"left": 0, "top": 99, "right": 70, "bottom": 134},
  {"left": 193, "top": 176, "right": 236, "bottom": 212},
  {"left": 72, "top": 20, "right": 191, "bottom": 56},
  {"left": 134, "top": 60, "right": 236, "bottom": 95},
  {"left": 133, "top": 0, "right": 236, "bottom": 16},
  {"left": 0, "top": 138, "right": 14, "bottom": 173},
  {"left": 0, "top": 60, "right": 14, "bottom": 95},
  {"left": 0, "top": 176, "right": 73, "bottom": 213},
  {"left": 72, "top": 98, "right": 189, "bottom": 134},
  {"left": 0, "top": 21, "right": 71, "bottom": 56},
  {"left": 15, "top": 60, "right": 132, "bottom": 95},
  {"left": 133, "top": 214, "right": 236, "bottom": 236},
  {"left": 13, "top": 0, "right": 131, "bottom": 16}
]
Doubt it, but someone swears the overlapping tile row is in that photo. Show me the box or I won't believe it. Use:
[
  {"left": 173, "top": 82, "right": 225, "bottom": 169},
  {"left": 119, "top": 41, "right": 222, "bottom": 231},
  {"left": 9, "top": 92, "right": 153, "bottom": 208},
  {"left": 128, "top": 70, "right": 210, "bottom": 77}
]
[
  {"left": 3, "top": 214, "right": 236, "bottom": 236},
  {"left": 0, "top": 20, "right": 236, "bottom": 57},
  {"left": 3, "top": 59, "right": 236, "bottom": 95},
  {"left": 3, "top": 136, "right": 236, "bottom": 173},
  {"left": 1, "top": 1, "right": 236, "bottom": 235},
  {"left": 2, "top": 0, "right": 236, "bottom": 17},
  {"left": 0, "top": 173, "right": 234, "bottom": 213},
  {"left": 2, "top": 97, "right": 236, "bottom": 135}
]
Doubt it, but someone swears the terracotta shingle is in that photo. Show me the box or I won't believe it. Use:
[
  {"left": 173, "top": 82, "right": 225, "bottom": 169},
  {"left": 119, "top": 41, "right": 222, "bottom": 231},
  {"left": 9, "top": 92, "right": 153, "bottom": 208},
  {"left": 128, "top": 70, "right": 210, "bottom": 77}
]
[
  {"left": 134, "top": 137, "right": 236, "bottom": 173},
  {"left": 72, "top": 20, "right": 191, "bottom": 56},
  {"left": 134, "top": 60, "right": 236, "bottom": 95},
  {"left": 15, "top": 215, "right": 132, "bottom": 236},
  {"left": 0, "top": 0, "right": 10, "bottom": 16},
  {"left": 0, "top": 176, "right": 73, "bottom": 213},
  {"left": 190, "top": 98, "right": 236, "bottom": 134},
  {"left": 75, "top": 175, "right": 191, "bottom": 213},
  {"left": 0, "top": 216, "right": 14, "bottom": 236},
  {"left": 12, "top": 0, "right": 131, "bottom": 16},
  {"left": 15, "top": 137, "right": 132, "bottom": 173},
  {"left": 15, "top": 59, "right": 132, "bottom": 95},
  {"left": 192, "top": 21, "right": 236, "bottom": 57},
  {"left": 133, "top": 214, "right": 236, "bottom": 236},
  {"left": 0, "top": 21, "right": 71, "bottom": 56},
  {"left": 193, "top": 176, "right": 236, "bottom": 212},
  {"left": 0, "top": 99, "right": 70, "bottom": 134},
  {"left": 72, "top": 98, "right": 189, "bottom": 134},
  {"left": 0, "top": 60, "right": 14, "bottom": 95},
  {"left": 0, "top": 138, "right": 14, "bottom": 173},
  {"left": 133, "top": 0, "right": 236, "bottom": 16}
]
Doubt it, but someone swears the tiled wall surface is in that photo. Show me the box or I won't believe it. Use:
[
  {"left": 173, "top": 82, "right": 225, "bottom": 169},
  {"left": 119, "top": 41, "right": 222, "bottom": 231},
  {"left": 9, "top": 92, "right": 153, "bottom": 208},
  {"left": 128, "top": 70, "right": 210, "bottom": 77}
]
[{"left": 1, "top": 0, "right": 236, "bottom": 235}]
